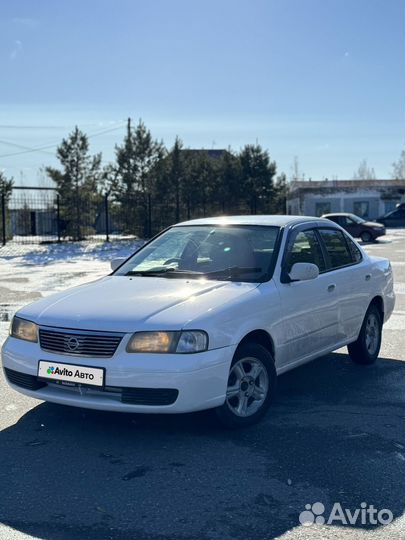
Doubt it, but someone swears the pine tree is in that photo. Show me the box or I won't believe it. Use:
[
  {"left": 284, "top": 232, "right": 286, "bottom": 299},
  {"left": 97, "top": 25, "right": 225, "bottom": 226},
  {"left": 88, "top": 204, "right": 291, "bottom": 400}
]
[
  {"left": 271, "top": 173, "right": 288, "bottom": 214},
  {"left": 167, "top": 137, "right": 184, "bottom": 223},
  {"left": 46, "top": 127, "right": 102, "bottom": 240},
  {"left": 216, "top": 150, "right": 241, "bottom": 213},
  {"left": 111, "top": 119, "right": 164, "bottom": 236},
  {"left": 0, "top": 171, "right": 13, "bottom": 200},
  {"left": 239, "top": 145, "right": 277, "bottom": 214},
  {"left": 178, "top": 150, "right": 223, "bottom": 219},
  {"left": 193, "top": 153, "right": 217, "bottom": 217},
  {"left": 0, "top": 171, "right": 13, "bottom": 241}
]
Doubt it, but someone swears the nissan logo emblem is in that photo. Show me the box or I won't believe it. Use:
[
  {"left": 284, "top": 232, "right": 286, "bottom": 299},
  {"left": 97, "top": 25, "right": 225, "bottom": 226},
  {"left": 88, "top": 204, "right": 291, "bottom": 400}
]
[{"left": 66, "top": 337, "right": 80, "bottom": 351}]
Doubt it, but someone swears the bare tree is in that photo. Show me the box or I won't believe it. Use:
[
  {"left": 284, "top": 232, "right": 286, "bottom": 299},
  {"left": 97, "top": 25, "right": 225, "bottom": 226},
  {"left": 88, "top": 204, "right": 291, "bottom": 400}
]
[
  {"left": 391, "top": 149, "right": 405, "bottom": 180},
  {"left": 352, "top": 159, "right": 376, "bottom": 180},
  {"left": 290, "top": 156, "right": 303, "bottom": 181}
]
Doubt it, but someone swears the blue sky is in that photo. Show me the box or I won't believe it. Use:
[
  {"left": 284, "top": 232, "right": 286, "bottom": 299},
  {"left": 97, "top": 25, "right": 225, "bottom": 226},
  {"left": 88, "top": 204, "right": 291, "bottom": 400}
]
[{"left": 0, "top": 0, "right": 404, "bottom": 185}]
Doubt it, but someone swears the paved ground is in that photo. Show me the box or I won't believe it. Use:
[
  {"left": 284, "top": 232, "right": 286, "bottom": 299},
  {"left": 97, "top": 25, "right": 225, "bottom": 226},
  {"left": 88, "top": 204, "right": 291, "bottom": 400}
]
[{"left": 0, "top": 231, "right": 404, "bottom": 540}]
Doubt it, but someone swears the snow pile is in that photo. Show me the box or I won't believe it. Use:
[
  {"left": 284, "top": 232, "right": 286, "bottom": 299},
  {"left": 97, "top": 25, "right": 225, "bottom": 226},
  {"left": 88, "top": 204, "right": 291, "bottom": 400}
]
[
  {"left": 0, "top": 240, "right": 143, "bottom": 343},
  {"left": 0, "top": 239, "right": 143, "bottom": 264}
]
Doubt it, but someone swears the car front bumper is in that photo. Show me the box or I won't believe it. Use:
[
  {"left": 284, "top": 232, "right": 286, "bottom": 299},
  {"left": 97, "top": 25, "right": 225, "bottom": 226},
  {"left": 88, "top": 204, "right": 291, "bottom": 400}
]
[
  {"left": 373, "top": 227, "right": 386, "bottom": 238},
  {"left": 1, "top": 337, "right": 235, "bottom": 413}
]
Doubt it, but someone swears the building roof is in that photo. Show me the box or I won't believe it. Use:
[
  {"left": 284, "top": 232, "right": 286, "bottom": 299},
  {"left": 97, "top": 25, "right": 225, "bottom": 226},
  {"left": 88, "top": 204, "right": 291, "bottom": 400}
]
[{"left": 289, "top": 179, "right": 405, "bottom": 194}]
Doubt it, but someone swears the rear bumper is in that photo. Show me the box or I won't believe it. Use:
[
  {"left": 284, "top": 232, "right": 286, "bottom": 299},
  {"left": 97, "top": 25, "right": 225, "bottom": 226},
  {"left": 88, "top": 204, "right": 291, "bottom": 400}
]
[{"left": 1, "top": 337, "right": 235, "bottom": 413}]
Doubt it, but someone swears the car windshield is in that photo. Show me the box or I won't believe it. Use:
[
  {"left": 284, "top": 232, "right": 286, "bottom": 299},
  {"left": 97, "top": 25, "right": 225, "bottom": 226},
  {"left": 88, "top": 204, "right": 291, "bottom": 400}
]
[
  {"left": 351, "top": 214, "right": 366, "bottom": 224},
  {"left": 114, "top": 225, "right": 280, "bottom": 282}
]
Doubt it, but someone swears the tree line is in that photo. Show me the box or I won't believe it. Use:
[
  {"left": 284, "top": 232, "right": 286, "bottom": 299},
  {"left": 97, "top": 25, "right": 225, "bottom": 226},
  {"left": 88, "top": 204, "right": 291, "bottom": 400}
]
[
  {"left": 43, "top": 118, "right": 288, "bottom": 239},
  {"left": 1, "top": 120, "right": 404, "bottom": 241}
]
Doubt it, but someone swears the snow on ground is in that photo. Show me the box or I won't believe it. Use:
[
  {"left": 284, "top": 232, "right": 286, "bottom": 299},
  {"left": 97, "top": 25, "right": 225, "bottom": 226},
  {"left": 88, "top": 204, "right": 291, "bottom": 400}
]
[{"left": 0, "top": 240, "right": 142, "bottom": 342}]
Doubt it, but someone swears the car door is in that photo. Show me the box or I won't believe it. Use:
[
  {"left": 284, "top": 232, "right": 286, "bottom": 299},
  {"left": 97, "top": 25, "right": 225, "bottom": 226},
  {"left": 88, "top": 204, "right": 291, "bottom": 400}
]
[
  {"left": 317, "top": 227, "right": 369, "bottom": 343},
  {"left": 341, "top": 216, "right": 360, "bottom": 238},
  {"left": 274, "top": 225, "right": 340, "bottom": 367}
]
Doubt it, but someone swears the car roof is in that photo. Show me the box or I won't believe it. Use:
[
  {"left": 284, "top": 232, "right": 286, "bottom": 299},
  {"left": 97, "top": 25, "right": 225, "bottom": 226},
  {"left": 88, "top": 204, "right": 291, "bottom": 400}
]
[
  {"left": 175, "top": 215, "right": 331, "bottom": 227},
  {"left": 322, "top": 213, "right": 353, "bottom": 217}
]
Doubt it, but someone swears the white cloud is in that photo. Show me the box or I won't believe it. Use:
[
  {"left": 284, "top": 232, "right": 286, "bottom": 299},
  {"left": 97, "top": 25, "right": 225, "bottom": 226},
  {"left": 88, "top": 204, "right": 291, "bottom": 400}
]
[
  {"left": 11, "top": 17, "right": 39, "bottom": 28},
  {"left": 10, "top": 40, "right": 23, "bottom": 61}
]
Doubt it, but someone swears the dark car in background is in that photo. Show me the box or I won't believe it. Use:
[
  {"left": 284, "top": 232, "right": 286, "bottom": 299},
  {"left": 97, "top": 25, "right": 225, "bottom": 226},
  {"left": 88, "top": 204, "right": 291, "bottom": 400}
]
[
  {"left": 322, "top": 212, "right": 386, "bottom": 242},
  {"left": 376, "top": 203, "right": 405, "bottom": 228}
]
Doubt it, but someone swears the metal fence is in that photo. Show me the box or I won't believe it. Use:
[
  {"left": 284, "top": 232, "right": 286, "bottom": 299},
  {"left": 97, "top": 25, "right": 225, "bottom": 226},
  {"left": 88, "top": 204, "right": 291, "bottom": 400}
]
[
  {"left": 0, "top": 187, "right": 138, "bottom": 245},
  {"left": 1, "top": 187, "right": 250, "bottom": 246},
  {"left": 1, "top": 187, "right": 59, "bottom": 245}
]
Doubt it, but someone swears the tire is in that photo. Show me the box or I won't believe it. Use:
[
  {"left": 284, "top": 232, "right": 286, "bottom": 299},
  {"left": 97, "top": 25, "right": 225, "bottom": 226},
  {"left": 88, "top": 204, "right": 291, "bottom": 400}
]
[
  {"left": 215, "top": 342, "right": 277, "bottom": 428},
  {"left": 347, "top": 304, "right": 382, "bottom": 365},
  {"left": 360, "top": 231, "right": 373, "bottom": 243}
]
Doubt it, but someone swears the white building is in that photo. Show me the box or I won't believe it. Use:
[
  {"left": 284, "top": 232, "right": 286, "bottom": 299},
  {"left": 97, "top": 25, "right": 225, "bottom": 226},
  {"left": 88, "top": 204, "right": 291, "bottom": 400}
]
[{"left": 287, "top": 179, "right": 405, "bottom": 219}]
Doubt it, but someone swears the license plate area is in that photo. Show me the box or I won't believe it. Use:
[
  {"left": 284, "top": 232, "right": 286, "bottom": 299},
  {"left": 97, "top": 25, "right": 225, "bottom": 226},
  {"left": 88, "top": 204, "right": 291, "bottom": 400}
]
[{"left": 38, "top": 360, "right": 105, "bottom": 388}]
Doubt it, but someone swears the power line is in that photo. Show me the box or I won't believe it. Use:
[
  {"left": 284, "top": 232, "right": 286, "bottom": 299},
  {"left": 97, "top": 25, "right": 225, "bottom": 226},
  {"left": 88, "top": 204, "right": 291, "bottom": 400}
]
[
  {"left": 87, "top": 123, "right": 127, "bottom": 139},
  {"left": 0, "top": 124, "right": 73, "bottom": 130},
  {"left": 0, "top": 139, "right": 55, "bottom": 156},
  {"left": 0, "top": 122, "right": 126, "bottom": 159},
  {"left": 0, "top": 122, "right": 123, "bottom": 129}
]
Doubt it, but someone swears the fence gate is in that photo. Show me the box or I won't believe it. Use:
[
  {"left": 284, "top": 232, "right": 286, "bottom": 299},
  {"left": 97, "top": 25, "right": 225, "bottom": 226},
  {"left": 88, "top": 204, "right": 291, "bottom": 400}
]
[
  {"left": 1, "top": 187, "right": 59, "bottom": 245},
  {"left": 0, "top": 187, "right": 128, "bottom": 245}
]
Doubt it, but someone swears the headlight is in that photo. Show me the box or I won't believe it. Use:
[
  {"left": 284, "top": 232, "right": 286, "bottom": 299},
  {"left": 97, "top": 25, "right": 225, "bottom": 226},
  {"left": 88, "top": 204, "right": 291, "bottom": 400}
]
[
  {"left": 126, "top": 330, "right": 208, "bottom": 354},
  {"left": 10, "top": 316, "right": 38, "bottom": 343}
]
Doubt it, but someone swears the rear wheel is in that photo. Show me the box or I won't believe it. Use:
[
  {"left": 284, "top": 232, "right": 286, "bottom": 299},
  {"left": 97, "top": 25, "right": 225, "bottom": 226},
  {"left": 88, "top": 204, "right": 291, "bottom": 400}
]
[
  {"left": 215, "top": 342, "right": 276, "bottom": 428},
  {"left": 348, "top": 304, "right": 382, "bottom": 365}
]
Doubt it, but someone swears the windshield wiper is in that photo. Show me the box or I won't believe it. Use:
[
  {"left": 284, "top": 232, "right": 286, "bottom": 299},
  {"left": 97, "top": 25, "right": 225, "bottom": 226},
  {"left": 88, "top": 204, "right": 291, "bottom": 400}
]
[
  {"left": 125, "top": 266, "right": 263, "bottom": 280},
  {"left": 125, "top": 267, "right": 204, "bottom": 277},
  {"left": 203, "top": 266, "right": 263, "bottom": 278}
]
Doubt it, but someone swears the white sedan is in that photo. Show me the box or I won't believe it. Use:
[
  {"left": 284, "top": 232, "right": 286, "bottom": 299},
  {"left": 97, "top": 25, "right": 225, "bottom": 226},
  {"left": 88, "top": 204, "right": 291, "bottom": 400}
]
[{"left": 1, "top": 215, "right": 395, "bottom": 427}]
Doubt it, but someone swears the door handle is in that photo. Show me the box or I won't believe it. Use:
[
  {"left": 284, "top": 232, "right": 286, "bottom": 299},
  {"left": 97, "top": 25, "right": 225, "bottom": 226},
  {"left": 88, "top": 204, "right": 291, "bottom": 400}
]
[
  {"left": 365, "top": 274, "right": 371, "bottom": 281},
  {"left": 327, "top": 284, "right": 336, "bottom": 292}
]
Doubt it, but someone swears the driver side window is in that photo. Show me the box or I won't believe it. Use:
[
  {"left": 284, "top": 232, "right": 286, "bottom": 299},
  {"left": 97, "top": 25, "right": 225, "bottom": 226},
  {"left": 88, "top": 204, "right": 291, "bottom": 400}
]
[
  {"left": 342, "top": 216, "right": 355, "bottom": 226},
  {"left": 285, "top": 230, "right": 326, "bottom": 273}
]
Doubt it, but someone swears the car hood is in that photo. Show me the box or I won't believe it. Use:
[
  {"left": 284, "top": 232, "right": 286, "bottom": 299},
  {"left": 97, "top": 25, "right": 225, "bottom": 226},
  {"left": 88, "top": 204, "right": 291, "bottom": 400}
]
[
  {"left": 364, "top": 221, "right": 384, "bottom": 228},
  {"left": 17, "top": 276, "right": 258, "bottom": 332}
]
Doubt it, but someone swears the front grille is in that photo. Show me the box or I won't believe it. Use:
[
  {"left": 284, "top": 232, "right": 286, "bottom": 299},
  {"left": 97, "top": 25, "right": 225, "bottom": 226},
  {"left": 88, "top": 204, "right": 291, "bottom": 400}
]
[
  {"left": 39, "top": 328, "right": 124, "bottom": 358},
  {"left": 121, "top": 387, "right": 179, "bottom": 406},
  {"left": 4, "top": 368, "right": 46, "bottom": 390}
]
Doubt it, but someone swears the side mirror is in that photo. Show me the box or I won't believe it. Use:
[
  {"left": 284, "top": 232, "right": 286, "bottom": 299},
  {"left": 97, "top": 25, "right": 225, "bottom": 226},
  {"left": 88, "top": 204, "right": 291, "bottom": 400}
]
[
  {"left": 288, "top": 262, "right": 319, "bottom": 282},
  {"left": 110, "top": 258, "right": 126, "bottom": 271}
]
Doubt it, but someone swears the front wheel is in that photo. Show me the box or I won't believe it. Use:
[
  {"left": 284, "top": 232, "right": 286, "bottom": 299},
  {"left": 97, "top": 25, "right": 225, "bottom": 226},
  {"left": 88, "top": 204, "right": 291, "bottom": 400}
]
[
  {"left": 215, "top": 343, "right": 276, "bottom": 428},
  {"left": 348, "top": 305, "right": 382, "bottom": 365},
  {"left": 360, "top": 231, "right": 373, "bottom": 243}
]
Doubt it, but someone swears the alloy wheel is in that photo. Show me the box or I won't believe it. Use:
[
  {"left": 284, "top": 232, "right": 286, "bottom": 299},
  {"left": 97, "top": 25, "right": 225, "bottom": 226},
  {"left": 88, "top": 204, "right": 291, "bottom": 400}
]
[
  {"left": 225, "top": 356, "right": 269, "bottom": 417},
  {"left": 365, "top": 312, "right": 380, "bottom": 355}
]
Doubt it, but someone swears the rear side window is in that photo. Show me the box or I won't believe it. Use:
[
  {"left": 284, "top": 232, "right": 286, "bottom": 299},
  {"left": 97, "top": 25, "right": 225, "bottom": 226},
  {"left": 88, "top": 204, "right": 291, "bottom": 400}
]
[
  {"left": 325, "top": 215, "right": 340, "bottom": 224},
  {"left": 345, "top": 235, "right": 363, "bottom": 263},
  {"left": 341, "top": 216, "right": 355, "bottom": 226},
  {"left": 318, "top": 229, "right": 353, "bottom": 269},
  {"left": 285, "top": 230, "right": 326, "bottom": 273}
]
